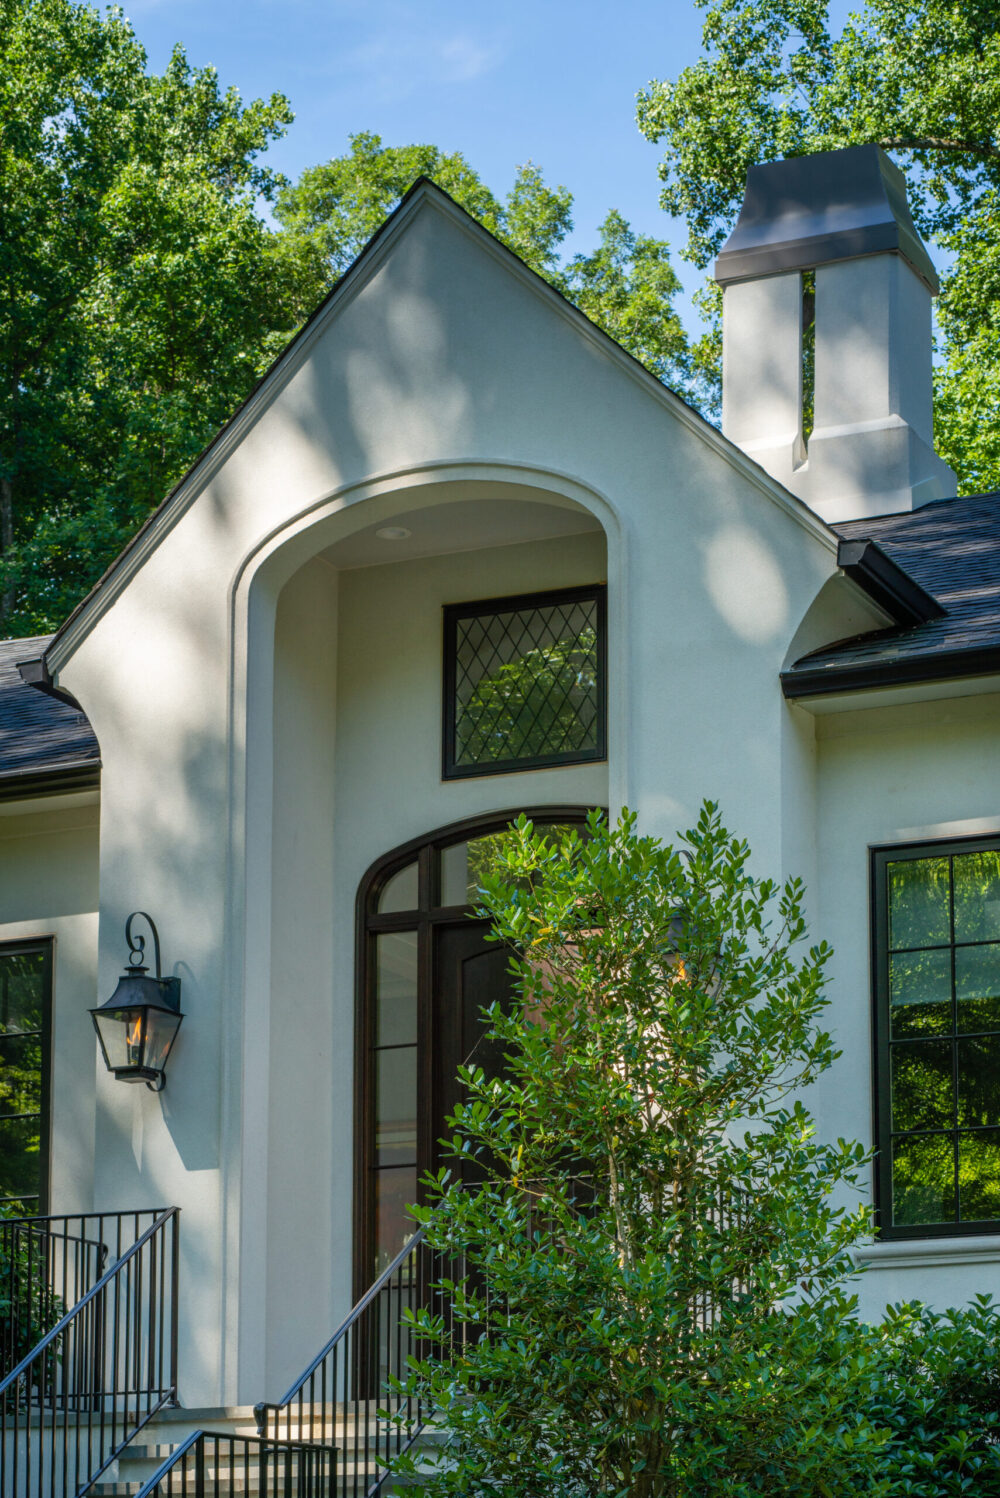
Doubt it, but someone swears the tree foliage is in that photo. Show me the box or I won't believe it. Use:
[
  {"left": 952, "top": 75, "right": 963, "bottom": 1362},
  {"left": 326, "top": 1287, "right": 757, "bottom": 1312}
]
[
  {"left": 0, "top": 0, "right": 314, "bottom": 633},
  {"left": 393, "top": 807, "right": 895, "bottom": 1496},
  {"left": 275, "top": 132, "right": 697, "bottom": 399},
  {"left": 389, "top": 808, "right": 1000, "bottom": 1494},
  {"left": 636, "top": 0, "right": 1000, "bottom": 491}
]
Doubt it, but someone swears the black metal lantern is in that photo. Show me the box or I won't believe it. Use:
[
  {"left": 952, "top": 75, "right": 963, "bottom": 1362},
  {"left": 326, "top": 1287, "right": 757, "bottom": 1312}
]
[{"left": 90, "top": 913, "right": 183, "bottom": 1092}]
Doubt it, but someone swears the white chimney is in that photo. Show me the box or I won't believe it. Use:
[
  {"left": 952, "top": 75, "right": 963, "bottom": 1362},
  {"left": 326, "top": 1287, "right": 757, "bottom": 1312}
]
[{"left": 715, "top": 145, "right": 956, "bottom": 523}]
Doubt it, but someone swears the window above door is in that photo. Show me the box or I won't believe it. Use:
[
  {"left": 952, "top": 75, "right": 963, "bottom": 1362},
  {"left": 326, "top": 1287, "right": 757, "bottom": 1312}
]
[{"left": 442, "top": 584, "right": 607, "bottom": 779}]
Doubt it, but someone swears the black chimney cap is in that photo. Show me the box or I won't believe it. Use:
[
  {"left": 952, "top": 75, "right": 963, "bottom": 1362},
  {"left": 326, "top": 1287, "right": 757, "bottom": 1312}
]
[{"left": 714, "top": 144, "right": 938, "bottom": 292}]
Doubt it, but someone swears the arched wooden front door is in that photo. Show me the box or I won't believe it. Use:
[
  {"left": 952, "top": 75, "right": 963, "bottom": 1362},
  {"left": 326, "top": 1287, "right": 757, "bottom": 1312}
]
[{"left": 354, "top": 808, "right": 590, "bottom": 1298}]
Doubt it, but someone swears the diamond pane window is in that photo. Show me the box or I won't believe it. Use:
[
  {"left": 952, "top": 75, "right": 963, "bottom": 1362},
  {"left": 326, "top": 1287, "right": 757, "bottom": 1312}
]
[{"left": 443, "top": 585, "right": 607, "bottom": 778}]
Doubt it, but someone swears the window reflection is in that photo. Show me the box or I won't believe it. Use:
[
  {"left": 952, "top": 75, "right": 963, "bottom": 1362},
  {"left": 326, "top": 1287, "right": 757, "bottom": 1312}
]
[{"left": 884, "top": 847, "right": 1000, "bottom": 1231}]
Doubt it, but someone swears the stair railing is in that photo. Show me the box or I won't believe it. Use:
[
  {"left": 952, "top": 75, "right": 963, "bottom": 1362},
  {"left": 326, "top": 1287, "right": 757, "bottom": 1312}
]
[
  {"left": 0, "top": 1205, "right": 179, "bottom": 1498},
  {"left": 0, "top": 1212, "right": 170, "bottom": 1381},
  {"left": 254, "top": 1228, "right": 465, "bottom": 1498},
  {"left": 133, "top": 1430, "right": 336, "bottom": 1498}
]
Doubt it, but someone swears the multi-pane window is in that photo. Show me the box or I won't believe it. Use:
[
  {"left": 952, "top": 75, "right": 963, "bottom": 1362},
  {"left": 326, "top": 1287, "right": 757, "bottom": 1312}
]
[
  {"left": 0, "top": 942, "right": 52, "bottom": 1211},
  {"left": 873, "top": 840, "right": 1000, "bottom": 1236},
  {"left": 442, "top": 585, "right": 606, "bottom": 778}
]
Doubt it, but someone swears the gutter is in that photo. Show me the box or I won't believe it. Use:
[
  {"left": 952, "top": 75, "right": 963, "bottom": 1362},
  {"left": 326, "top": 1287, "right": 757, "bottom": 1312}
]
[
  {"left": 836, "top": 538, "right": 944, "bottom": 627},
  {"left": 0, "top": 761, "right": 101, "bottom": 803},
  {"left": 782, "top": 643, "right": 1000, "bottom": 699},
  {"left": 15, "top": 655, "right": 85, "bottom": 712}
]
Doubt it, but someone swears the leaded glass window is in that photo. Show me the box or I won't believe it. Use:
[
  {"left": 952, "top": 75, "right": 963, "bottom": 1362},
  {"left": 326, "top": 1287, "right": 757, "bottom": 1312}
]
[
  {"left": 874, "top": 840, "right": 1000, "bottom": 1236},
  {"left": 442, "top": 585, "right": 606, "bottom": 778},
  {"left": 0, "top": 942, "right": 52, "bottom": 1210}
]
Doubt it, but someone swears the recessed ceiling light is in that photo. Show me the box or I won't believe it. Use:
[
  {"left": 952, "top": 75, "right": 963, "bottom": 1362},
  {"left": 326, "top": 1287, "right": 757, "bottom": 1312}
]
[{"left": 375, "top": 526, "right": 412, "bottom": 541}]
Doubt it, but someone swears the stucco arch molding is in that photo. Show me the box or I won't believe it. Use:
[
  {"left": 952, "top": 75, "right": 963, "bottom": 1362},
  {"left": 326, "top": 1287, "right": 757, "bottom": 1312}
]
[{"left": 221, "top": 460, "right": 623, "bottom": 1399}]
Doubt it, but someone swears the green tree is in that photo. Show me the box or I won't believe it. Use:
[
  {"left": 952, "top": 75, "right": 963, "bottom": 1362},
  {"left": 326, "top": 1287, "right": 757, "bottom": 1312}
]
[
  {"left": 636, "top": 0, "right": 1000, "bottom": 491},
  {"left": 276, "top": 132, "right": 698, "bottom": 402},
  {"left": 394, "top": 807, "right": 890, "bottom": 1496},
  {"left": 1, "top": 0, "right": 314, "bottom": 633}
]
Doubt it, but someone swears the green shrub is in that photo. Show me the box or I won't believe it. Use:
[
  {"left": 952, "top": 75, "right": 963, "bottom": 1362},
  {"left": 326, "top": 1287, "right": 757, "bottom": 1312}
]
[
  {"left": 0, "top": 1211, "right": 65, "bottom": 1375},
  {"left": 389, "top": 808, "right": 1000, "bottom": 1496}
]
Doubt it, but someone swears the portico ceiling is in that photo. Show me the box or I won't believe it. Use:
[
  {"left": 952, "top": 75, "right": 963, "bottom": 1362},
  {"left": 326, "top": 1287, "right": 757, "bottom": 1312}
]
[{"left": 320, "top": 494, "right": 603, "bottom": 572}]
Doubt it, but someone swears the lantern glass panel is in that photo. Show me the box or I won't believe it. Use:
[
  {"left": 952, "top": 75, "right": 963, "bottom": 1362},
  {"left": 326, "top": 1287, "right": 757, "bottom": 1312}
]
[
  {"left": 95, "top": 1008, "right": 146, "bottom": 1072},
  {"left": 143, "top": 1010, "right": 182, "bottom": 1073}
]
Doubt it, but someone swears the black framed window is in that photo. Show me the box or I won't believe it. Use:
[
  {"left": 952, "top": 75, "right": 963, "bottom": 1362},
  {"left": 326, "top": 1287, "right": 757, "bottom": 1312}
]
[
  {"left": 442, "top": 584, "right": 607, "bottom": 779},
  {"left": 873, "top": 838, "right": 1000, "bottom": 1237},
  {"left": 0, "top": 941, "right": 52, "bottom": 1211}
]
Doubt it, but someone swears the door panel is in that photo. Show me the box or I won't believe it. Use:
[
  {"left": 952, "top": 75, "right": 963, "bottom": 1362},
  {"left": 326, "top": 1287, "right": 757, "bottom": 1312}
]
[{"left": 434, "top": 924, "right": 515, "bottom": 1184}]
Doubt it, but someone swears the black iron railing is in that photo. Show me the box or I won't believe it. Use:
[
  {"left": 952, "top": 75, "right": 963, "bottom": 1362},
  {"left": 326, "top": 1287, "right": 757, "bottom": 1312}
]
[
  {"left": 0, "top": 1206, "right": 179, "bottom": 1498},
  {"left": 255, "top": 1228, "right": 465, "bottom": 1497},
  {"left": 0, "top": 1212, "right": 166, "bottom": 1380},
  {"left": 134, "top": 1431, "right": 336, "bottom": 1498}
]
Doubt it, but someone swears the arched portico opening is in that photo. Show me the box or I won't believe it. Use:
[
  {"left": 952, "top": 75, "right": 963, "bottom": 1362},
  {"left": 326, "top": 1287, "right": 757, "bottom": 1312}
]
[
  {"left": 231, "top": 467, "right": 618, "bottom": 1400},
  {"left": 353, "top": 809, "right": 594, "bottom": 1299}
]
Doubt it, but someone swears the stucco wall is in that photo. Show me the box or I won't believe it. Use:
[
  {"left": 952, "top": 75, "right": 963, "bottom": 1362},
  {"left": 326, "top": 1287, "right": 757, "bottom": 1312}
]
[
  {"left": 0, "top": 796, "right": 99, "bottom": 1213},
  {"left": 49, "top": 190, "right": 846, "bottom": 1405},
  {"left": 260, "top": 530, "right": 608, "bottom": 1396},
  {"left": 812, "top": 690, "right": 1000, "bottom": 1316}
]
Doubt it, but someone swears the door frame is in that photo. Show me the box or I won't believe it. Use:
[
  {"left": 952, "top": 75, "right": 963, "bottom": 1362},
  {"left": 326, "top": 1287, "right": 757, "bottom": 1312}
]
[{"left": 352, "top": 807, "right": 593, "bottom": 1301}]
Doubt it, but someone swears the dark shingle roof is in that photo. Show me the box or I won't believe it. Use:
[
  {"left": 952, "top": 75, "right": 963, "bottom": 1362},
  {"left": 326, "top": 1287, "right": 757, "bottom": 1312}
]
[
  {"left": 783, "top": 491, "right": 1000, "bottom": 695},
  {"left": 0, "top": 637, "right": 100, "bottom": 791}
]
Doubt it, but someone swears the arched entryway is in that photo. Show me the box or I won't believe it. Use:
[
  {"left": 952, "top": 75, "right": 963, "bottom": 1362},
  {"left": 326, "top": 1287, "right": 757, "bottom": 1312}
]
[{"left": 353, "top": 808, "right": 592, "bottom": 1297}]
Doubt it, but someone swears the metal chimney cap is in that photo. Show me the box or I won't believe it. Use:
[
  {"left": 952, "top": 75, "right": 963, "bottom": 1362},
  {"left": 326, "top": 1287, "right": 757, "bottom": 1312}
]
[{"left": 714, "top": 144, "right": 939, "bottom": 293}]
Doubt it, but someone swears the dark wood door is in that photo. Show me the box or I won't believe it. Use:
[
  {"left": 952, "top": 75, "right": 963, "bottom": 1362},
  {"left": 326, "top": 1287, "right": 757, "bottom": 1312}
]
[{"left": 432, "top": 923, "right": 515, "bottom": 1183}]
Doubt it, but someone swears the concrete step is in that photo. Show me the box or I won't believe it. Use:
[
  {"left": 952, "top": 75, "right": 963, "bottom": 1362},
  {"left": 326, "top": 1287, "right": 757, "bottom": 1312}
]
[{"left": 89, "top": 1405, "right": 443, "bottom": 1495}]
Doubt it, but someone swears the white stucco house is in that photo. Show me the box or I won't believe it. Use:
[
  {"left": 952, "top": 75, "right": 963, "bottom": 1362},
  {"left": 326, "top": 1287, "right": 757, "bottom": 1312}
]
[{"left": 2, "top": 142, "right": 999, "bottom": 1488}]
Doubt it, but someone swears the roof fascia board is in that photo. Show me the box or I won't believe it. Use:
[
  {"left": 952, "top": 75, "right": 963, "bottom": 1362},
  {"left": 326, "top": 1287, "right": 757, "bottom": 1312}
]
[
  {"left": 781, "top": 643, "right": 1000, "bottom": 700},
  {"left": 836, "top": 537, "right": 945, "bottom": 626},
  {"left": 45, "top": 182, "right": 836, "bottom": 674}
]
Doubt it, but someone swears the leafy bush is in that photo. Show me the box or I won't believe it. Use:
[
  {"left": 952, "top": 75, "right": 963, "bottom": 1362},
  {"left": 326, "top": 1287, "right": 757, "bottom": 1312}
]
[
  {"left": 862, "top": 1297, "right": 1000, "bottom": 1496},
  {"left": 389, "top": 808, "right": 1000, "bottom": 1496},
  {"left": 0, "top": 1211, "right": 65, "bottom": 1375}
]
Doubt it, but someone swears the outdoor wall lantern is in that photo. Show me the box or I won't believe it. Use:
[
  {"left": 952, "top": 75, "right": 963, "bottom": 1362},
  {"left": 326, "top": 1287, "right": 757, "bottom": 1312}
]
[{"left": 90, "top": 913, "right": 184, "bottom": 1092}]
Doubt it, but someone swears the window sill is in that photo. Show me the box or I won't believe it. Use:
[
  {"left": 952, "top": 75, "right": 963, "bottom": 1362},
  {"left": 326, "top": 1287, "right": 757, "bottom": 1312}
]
[{"left": 854, "top": 1235, "right": 1000, "bottom": 1271}]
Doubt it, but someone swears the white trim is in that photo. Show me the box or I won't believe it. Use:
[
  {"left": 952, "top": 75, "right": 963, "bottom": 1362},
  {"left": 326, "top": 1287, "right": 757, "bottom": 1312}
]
[
  {"left": 855, "top": 1235, "right": 1000, "bottom": 1271},
  {"left": 46, "top": 184, "right": 835, "bottom": 675}
]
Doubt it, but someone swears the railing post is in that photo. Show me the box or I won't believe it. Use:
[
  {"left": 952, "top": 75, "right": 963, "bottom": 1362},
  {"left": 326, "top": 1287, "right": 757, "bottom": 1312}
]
[
  {"left": 169, "top": 1211, "right": 180, "bottom": 1405},
  {"left": 194, "top": 1435, "right": 205, "bottom": 1498}
]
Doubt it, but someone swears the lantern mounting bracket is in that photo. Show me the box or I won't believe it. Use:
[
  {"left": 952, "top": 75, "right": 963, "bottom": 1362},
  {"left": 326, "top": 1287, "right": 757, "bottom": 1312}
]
[{"left": 125, "top": 911, "right": 162, "bottom": 977}]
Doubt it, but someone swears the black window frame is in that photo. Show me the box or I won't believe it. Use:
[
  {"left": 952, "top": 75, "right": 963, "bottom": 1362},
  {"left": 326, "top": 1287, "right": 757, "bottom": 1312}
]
[
  {"left": 872, "top": 835, "right": 1000, "bottom": 1240},
  {"left": 442, "top": 583, "right": 608, "bottom": 780},
  {"left": 0, "top": 937, "right": 53, "bottom": 1213}
]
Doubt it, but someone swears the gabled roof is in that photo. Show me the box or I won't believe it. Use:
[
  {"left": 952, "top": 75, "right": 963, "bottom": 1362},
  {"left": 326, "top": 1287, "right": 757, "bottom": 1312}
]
[
  {"left": 783, "top": 492, "right": 1000, "bottom": 697},
  {"left": 41, "top": 176, "right": 836, "bottom": 674},
  {"left": 0, "top": 637, "right": 100, "bottom": 797}
]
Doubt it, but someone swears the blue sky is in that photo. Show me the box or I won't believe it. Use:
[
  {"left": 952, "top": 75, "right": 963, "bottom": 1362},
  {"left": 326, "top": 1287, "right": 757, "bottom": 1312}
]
[{"left": 125, "top": 0, "right": 714, "bottom": 317}]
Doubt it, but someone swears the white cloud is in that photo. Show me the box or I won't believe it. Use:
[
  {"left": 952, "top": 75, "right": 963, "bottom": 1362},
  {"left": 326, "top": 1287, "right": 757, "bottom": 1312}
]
[{"left": 337, "top": 26, "right": 505, "bottom": 97}]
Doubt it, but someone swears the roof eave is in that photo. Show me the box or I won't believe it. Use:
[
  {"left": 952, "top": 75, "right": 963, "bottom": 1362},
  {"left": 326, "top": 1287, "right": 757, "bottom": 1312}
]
[
  {"left": 781, "top": 644, "right": 1000, "bottom": 700},
  {"left": 0, "top": 762, "right": 101, "bottom": 803},
  {"left": 836, "top": 537, "right": 945, "bottom": 626}
]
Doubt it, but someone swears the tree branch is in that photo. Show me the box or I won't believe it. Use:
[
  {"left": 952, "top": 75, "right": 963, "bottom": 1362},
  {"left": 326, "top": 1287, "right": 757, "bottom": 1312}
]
[{"left": 879, "top": 136, "right": 1000, "bottom": 160}]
